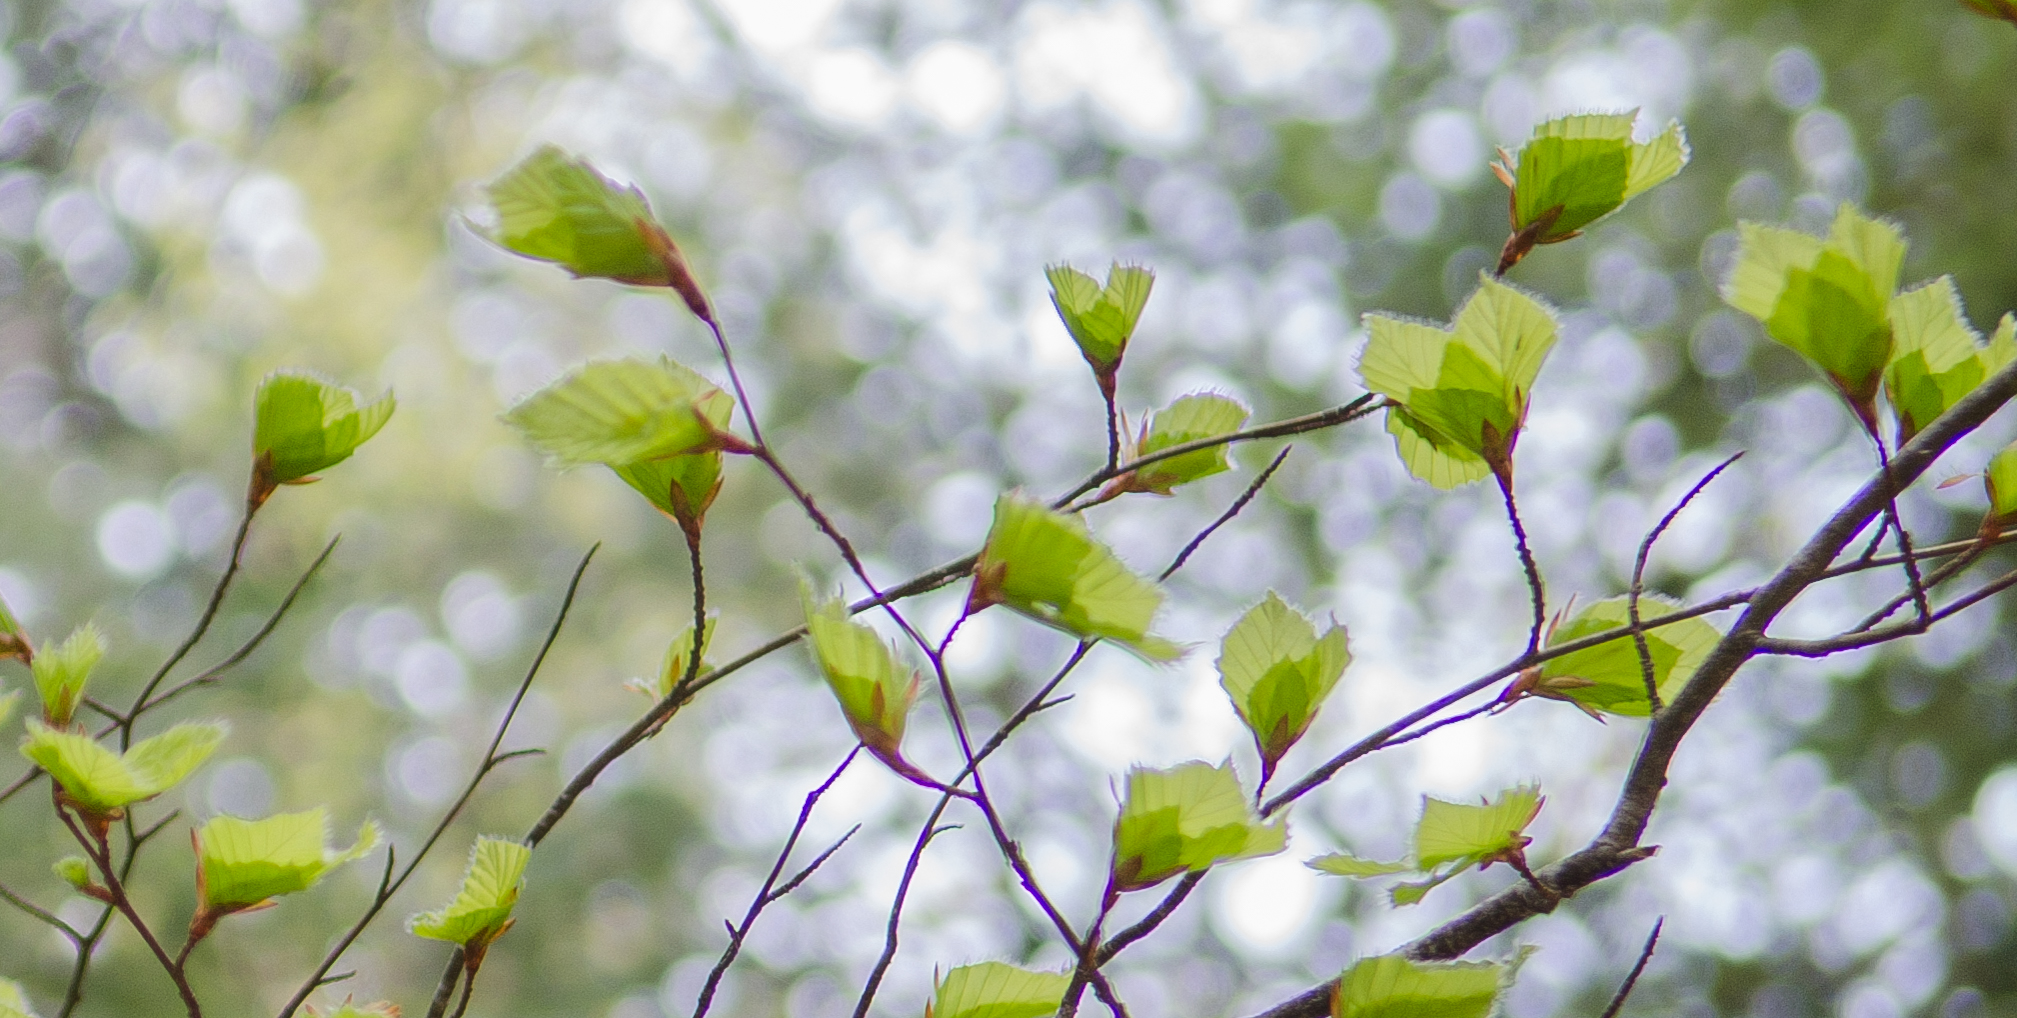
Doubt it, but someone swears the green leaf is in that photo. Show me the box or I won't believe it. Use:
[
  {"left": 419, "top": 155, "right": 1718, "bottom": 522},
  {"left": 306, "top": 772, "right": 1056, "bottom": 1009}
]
[
  {"left": 927, "top": 962, "right": 1072, "bottom": 1018},
  {"left": 53, "top": 856, "right": 92, "bottom": 891},
  {"left": 1415, "top": 785, "right": 1542, "bottom": 872},
  {"left": 971, "top": 495, "right": 1180, "bottom": 661},
  {"left": 1536, "top": 597, "right": 1719, "bottom": 717},
  {"left": 1218, "top": 593, "right": 1351, "bottom": 782},
  {"left": 503, "top": 356, "right": 735, "bottom": 468},
  {"left": 485, "top": 144, "right": 678, "bottom": 286},
  {"left": 31, "top": 623, "right": 103, "bottom": 728},
  {"left": 197, "top": 808, "right": 380, "bottom": 912},
  {"left": 1359, "top": 277, "right": 1558, "bottom": 488},
  {"left": 1046, "top": 263, "right": 1154, "bottom": 377},
  {"left": 1118, "top": 393, "right": 1251, "bottom": 495},
  {"left": 802, "top": 587, "right": 919, "bottom": 769},
  {"left": 0, "top": 692, "right": 15, "bottom": 730},
  {"left": 1331, "top": 955, "right": 1503, "bottom": 1018},
  {"left": 409, "top": 836, "right": 531, "bottom": 953},
  {"left": 630, "top": 616, "right": 718, "bottom": 700},
  {"left": 0, "top": 977, "right": 38, "bottom": 1018},
  {"left": 1883, "top": 277, "right": 2014, "bottom": 445},
  {"left": 1110, "top": 761, "right": 1285, "bottom": 892},
  {"left": 1724, "top": 204, "right": 1905, "bottom": 413},
  {"left": 1307, "top": 852, "right": 1410, "bottom": 877},
  {"left": 306, "top": 1002, "right": 401, "bottom": 1018},
  {"left": 253, "top": 372, "right": 395, "bottom": 489},
  {"left": 607, "top": 370, "right": 737, "bottom": 527},
  {"left": 0, "top": 590, "right": 23, "bottom": 663},
  {"left": 20, "top": 721, "right": 226, "bottom": 812},
  {"left": 1986, "top": 443, "right": 2017, "bottom": 524},
  {"left": 1505, "top": 113, "right": 1687, "bottom": 242}
]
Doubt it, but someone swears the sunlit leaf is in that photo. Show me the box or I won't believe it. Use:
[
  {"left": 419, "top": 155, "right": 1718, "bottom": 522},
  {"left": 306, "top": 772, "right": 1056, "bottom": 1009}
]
[
  {"left": 1331, "top": 955, "right": 1503, "bottom": 1018},
  {"left": 0, "top": 590, "right": 24, "bottom": 664},
  {"left": 1306, "top": 852, "right": 1410, "bottom": 877},
  {"left": 1882, "top": 277, "right": 2008, "bottom": 445},
  {"left": 1725, "top": 204, "right": 1904, "bottom": 417},
  {"left": 926, "top": 962, "right": 1071, "bottom": 1018},
  {"left": 31, "top": 623, "right": 102, "bottom": 728},
  {"left": 306, "top": 1000, "right": 402, "bottom": 1018},
  {"left": 502, "top": 356, "right": 736, "bottom": 468},
  {"left": 0, "top": 977, "right": 38, "bottom": 1018},
  {"left": 630, "top": 616, "right": 717, "bottom": 700},
  {"left": 409, "top": 836, "right": 530, "bottom": 957},
  {"left": 1495, "top": 112, "right": 1688, "bottom": 271},
  {"left": 197, "top": 808, "right": 381, "bottom": 912},
  {"left": 53, "top": 856, "right": 92, "bottom": 892},
  {"left": 1111, "top": 761, "right": 1285, "bottom": 892},
  {"left": 1536, "top": 597, "right": 1719, "bottom": 717},
  {"left": 485, "top": 145, "right": 679, "bottom": 285},
  {"left": 1046, "top": 263, "right": 1154, "bottom": 382},
  {"left": 1415, "top": 785, "right": 1543, "bottom": 872},
  {"left": 254, "top": 372, "right": 396, "bottom": 490},
  {"left": 1987, "top": 443, "right": 2017, "bottom": 525},
  {"left": 970, "top": 494, "right": 1180, "bottom": 661},
  {"left": 1359, "top": 277, "right": 1559, "bottom": 489},
  {"left": 19, "top": 721, "right": 225, "bottom": 813},
  {"left": 802, "top": 587, "right": 921, "bottom": 777},
  {"left": 1218, "top": 593, "right": 1350, "bottom": 783},
  {"left": 1113, "top": 392, "right": 1251, "bottom": 496}
]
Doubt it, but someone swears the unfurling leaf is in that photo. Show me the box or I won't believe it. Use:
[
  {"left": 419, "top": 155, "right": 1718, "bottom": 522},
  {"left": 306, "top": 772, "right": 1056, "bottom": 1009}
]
[
  {"left": 1492, "top": 112, "right": 1688, "bottom": 273},
  {"left": 253, "top": 372, "right": 395, "bottom": 498},
  {"left": 802, "top": 588, "right": 923, "bottom": 782},
  {"left": 1331, "top": 955, "right": 1504, "bottom": 1018},
  {"left": 1306, "top": 852, "right": 1411, "bottom": 877},
  {"left": 483, "top": 145, "right": 714, "bottom": 320},
  {"left": 20, "top": 720, "right": 226, "bottom": 814},
  {"left": 196, "top": 808, "right": 381, "bottom": 915},
  {"left": 1883, "top": 280, "right": 2017, "bottom": 446},
  {"left": 1529, "top": 597, "right": 1719, "bottom": 717},
  {"left": 0, "top": 978, "right": 39, "bottom": 1018},
  {"left": 1217, "top": 593, "right": 1350, "bottom": 784},
  {"left": 0, "top": 590, "right": 25, "bottom": 664},
  {"left": 630, "top": 616, "right": 717, "bottom": 700},
  {"left": 0, "top": 691, "right": 15, "bottom": 729},
  {"left": 53, "top": 856, "right": 93, "bottom": 892},
  {"left": 1308, "top": 784, "right": 1543, "bottom": 907},
  {"left": 1046, "top": 262, "right": 1154, "bottom": 391},
  {"left": 1110, "top": 761, "right": 1285, "bottom": 893},
  {"left": 409, "top": 836, "right": 530, "bottom": 965},
  {"left": 31, "top": 623, "right": 103, "bottom": 728},
  {"left": 1986, "top": 443, "right": 2017, "bottom": 529},
  {"left": 969, "top": 494, "right": 1180, "bottom": 661},
  {"left": 1107, "top": 392, "right": 1251, "bottom": 497},
  {"left": 306, "top": 999, "right": 402, "bottom": 1018},
  {"left": 926, "top": 962, "right": 1071, "bottom": 1018},
  {"left": 1359, "top": 277, "right": 1559, "bottom": 490},
  {"left": 1724, "top": 204, "right": 1905, "bottom": 425},
  {"left": 503, "top": 356, "right": 740, "bottom": 469}
]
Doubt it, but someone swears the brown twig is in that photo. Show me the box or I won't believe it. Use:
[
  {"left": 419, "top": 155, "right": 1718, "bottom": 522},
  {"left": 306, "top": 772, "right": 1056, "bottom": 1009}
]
[
  {"left": 1498, "top": 475, "right": 1548, "bottom": 657},
  {"left": 120, "top": 497, "right": 259, "bottom": 748},
  {"left": 1596, "top": 918, "right": 1664, "bottom": 1018},
  {"left": 1629, "top": 454, "right": 1742, "bottom": 713}
]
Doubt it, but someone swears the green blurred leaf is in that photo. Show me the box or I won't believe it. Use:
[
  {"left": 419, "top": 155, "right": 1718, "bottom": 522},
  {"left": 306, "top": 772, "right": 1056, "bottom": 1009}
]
[
  {"left": 630, "top": 616, "right": 717, "bottom": 700},
  {"left": 485, "top": 144, "right": 677, "bottom": 286},
  {"left": 409, "top": 836, "right": 530, "bottom": 954},
  {"left": 0, "top": 590, "right": 22, "bottom": 658},
  {"left": 1331, "top": 955, "right": 1503, "bottom": 1018},
  {"left": 1537, "top": 597, "right": 1719, "bottom": 717},
  {"left": 1111, "top": 761, "right": 1284, "bottom": 892},
  {"left": 802, "top": 587, "right": 919, "bottom": 771},
  {"left": 1359, "top": 277, "right": 1558, "bottom": 488},
  {"left": 926, "top": 962, "right": 1071, "bottom": 1018},
  {"left": 30, "top": 622, "right": 102, "bottom": 728},
  {"left": 306, "top": 1002, "right": 401, "bottom": 1018},
  {"left": 254, "top": 372, "right": 396, "bottom": 489},
  {"left": 53, "top": 856, "right": 92, "bottom": 891},
  {"left": 0, "top": 977, "right": 38, "bottom": 1018},
  {"left": 1306, "top": 852, "right": 1410, "bottom": 877},
  {"left": 20, "top": 721, "right": 226, "bottom": 813},
  {"left": 0, "top": 691, "right": 15, "bottom": 730},
  {"left": 1415, "top": 785, "right": 1542, "bottom": 871},
  {"left": 1046, "top": 262, "right": 1154, "bottom": 377},
  {"left": 1117, "top": 392, "right": 1251, "bottom": 495},
  {"left": 1218, "top": 593, "right": 1350, "bottom": 782},
  {"left": 971, "top": 494, "right": 1180, "bottom": 660},
  {"left": 502, "top": 356, "right": 735, "bottom": 468},
  {"left": 197, "top": 808, "right": 380, "bottom": 912},
  {"left": 1987, "top": 443, "right": 2017, "bottom": 524},
  {"left": 1883, "top": 277, "right": 2016, "bottom": 445}
]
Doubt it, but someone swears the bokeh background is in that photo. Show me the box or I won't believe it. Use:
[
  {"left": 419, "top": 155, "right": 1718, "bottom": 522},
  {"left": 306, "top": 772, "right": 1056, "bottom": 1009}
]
[{"left": 1, "top": 0, "right": 2016, "bottom": 1016}]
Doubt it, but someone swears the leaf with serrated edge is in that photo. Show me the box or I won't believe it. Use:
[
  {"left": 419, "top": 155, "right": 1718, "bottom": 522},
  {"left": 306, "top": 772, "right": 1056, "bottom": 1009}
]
[
  {"left": 307, "top": 1002, "right": 401, "bottom": 1018},
  {"left": 255, "top": 372, "right": 395, "bottom": 486},
  {"left": 1414, "top": 785, "right": 1543, "bottom": 872},
  {"left": 972, "top": 495, "right": 1179, "bottom": 660},
  {"left": 1537, "top": 597, "right": 1718, "bottom": 717},
  {"left": 1307, "top": 852, "right": 1410, "bottom": 877},
  {"left": 198, "top": 808, "right": 380, "bottom": 910},
  {"left": 1218, "top": 593, "right": 1350, "bottom": 777},
  {"left": 31, "top": 623, "right": 102, "bottom": 727},
  {"left": 502, "top": 356, "right": 730, "bottom": 467},
  {"left": 633, "top": 616, "right": 716, "bottom": 700},
  {"left": 927, "top": 962, "right": 1071, "bottom": 1018},
  {"left": 409, "top": 837, "right": 529, "bottom": 949},
  {"left": 1111, "top": 761, "right": 1284, "bottom": 892},
  {"left": 1045, "top": 263, "right": 1154, "bottom": 372},
  {"left": 1886, "top": 277, "right": 1998, "bottom": 445},
  {"left": 608, "top": 386, "right": 734, "bottom": 522},
  {"left": 1724, "top": 205, "right": 1904, "bottom": 409},
  {"left": 485, "top": 145, "right": 671, "bottom": 285},
  {"left": 802, "top": 587, "right": 919, "bottom": 764},
  {"left": 1130, "top": 393, "right": 1250, "bottom": 493},
  {"left": 1331, "top": 955, "right": 1503, "bottom": 1018},
  {"left": 19, "top": 721, "right": 225, "bottom": 812}
]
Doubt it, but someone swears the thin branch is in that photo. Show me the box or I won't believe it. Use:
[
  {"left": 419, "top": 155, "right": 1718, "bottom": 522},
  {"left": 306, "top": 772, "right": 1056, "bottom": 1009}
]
[
  {"left": 141, "top": 536, "right": 340, "bottom": 714},
  {"left": 1498, "top": 475, "right": 1547, "bottom": 657},
  {"left": 61, "top": 806, "right": 201, "bottom": 1017},
  {"left": 1104, "top": 390, "right": 1122, "bottom": 475},
  {"left": 1160, "top": 447, "right": 1291, "bottom": 581},
  {"left": 1756, "top": 565, "right": 2017, "bottom": 657},
  {"left": 1630, "top": 455, "right": 1742, "bottom": 714},
  {"left": 1852, "top": 537, "right": 1987, "bottom": 633},
  {"left": 851, "top": 814, "right": 958, "bottom": 1018},
  {"left": 1869, "top": 434, "right": 1932, "bottom": 622},
  {"left": 1057, "top": 394, "right": 1380, "bottom": 507},
  {"left": 1095, "top": 871, "right": 1203, "bottom": 964},
  {"left": 424, "top": 951, "right": 466, "bottom": 1018},
  {"left": 0, "top": 881, "right": 81, "bottom": 940},
  {"left": 1596, "top": 918, "right": 1664, "bottom": 1018},
  {"left": 121, "top": 496, "right": 259, "bottom": 748}
]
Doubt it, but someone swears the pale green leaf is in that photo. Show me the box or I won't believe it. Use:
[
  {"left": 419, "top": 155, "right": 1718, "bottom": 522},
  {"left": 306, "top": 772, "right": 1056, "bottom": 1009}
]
[
  {"left": 632, "top": 616, "right": 717, "bottom": 700},
  {"left": 1414, "top": 785, "right": 1543, "bottom": 872},
  {"left": 254, "top": 372, "right": 396, "bottom": 486},
  {"left": 1987, "top": 443, "right": 2017, "bottom": 523},
  {"left": 502, "top": 356, "right": 731, "bottom": 467},
  {"left": 1307, "top": 852, "right": 1410, "bottom": 877},
  {"left": 1537, "top": 597, "right": 1719, "bottom": 717},
  {"left": 20, "top": 721, "right": 225, "bottom": 812},
  {"left": 0, "top": 692, "right": 16, "bottom": 730},
  {"left": 1331, "top": 955, "right": 1503, "bottom": 1018},
  {"left": 0, "top": 977, "right": 38, "bottom": 1018},
  {"left": 1127, "top": 393, "right": 1250, "bottom": 494},
  {"left": 1622, "top": 121, "right": 1690, "bottom": 200},
  {"left": 1510, "top": 113, "right": 1633, "bottom": 239},
  {"left": 802, "top": 587, "right": 919, "bottom": 761},
  {"left": 972, "top": 495, "right": 1179, "bottom": 660},
  {"left": 31, "top": 623, "right": 102, "bottom": 728},
  {"left": 1885, "top": 277, "right": 2004, "bottom": 444},
  {"left": 1218, "top": 593, "right": 1350, "bottom": 779},
  {"left": 307, "top": 1002, "right": 401, "bottom": 1018},
  {"left": 1046, "top": 263, "right": 1154, "bottom": 372},
  {"left": 1111, "top": 761, "right": 1284, "bottom": 892},
  {"left": 198, "top": 808, "right": 380, "bottom": 911},
  {"left": 485, "top": 144, "right": 674, "bottom": 285},
  {"left": 53, "top": 856, "right": 91, "bottom": 891},
  {"left": 927, "top": 962, "right": 1071, "bottom": 1018},
  {"left": 409, "top": 837, "right": 531, "bottom": 948},
  {"left": 1386, "top": 410, "right": 1493, "bottom": 490},
  {"left": 1724, "top": 205, "right": 1904, "bottom": 408},
  {"left": 608, "top": 386, "right": 735, "bottom": 523}
]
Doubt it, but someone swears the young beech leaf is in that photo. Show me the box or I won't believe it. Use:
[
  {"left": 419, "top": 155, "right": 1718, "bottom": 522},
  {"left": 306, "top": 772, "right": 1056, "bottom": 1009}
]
[
  {"left": 1046, "top": 262, "right": 1154, "bottom": 386},
  {"left": 1493, "top": 112, "right": 1688, "bottom": 273},
  {"left": 0, "top": 691, "right": 16, "bottom": 730},
  {"left": 629, "top": 616, "right": 717, "bottom": 700},
  {"left": 0, "top": 978, "right": 38, "bottom": 1018},
  {"left": 1985, "top": 443, "right": 2017, "bottom": 528},
  {"left": 503, "top": 356, "right": 738, "bottom": 469},
  {"left": 1358, "top": 277, "right": 1559, "bottom": 490},
  {"left": 409, "top": 836, "right": 531, "bottom": 961},
  {"left": 484, "top": 145, "right": 714, "bottom": 321},
  {"left": 19, "top": 721, "right": 225, "bottom": 813},
  {"left": 196, "top": 808, "right": 380, "bottom": 913},
  {"left": 1884, "top": 279, "right": 2017, "bottom": 445},
  {"left": 53, "top": 856, "right": 93, "bottom": 892},
  {"left": 1110, "top": 761, "right": 1285, "bottom": 893},
  {"left": 1217, "top": 593, "right": 1350, "bottom": 784},
  {"left": 0, "top": 590, "right": 25, "bottom": 663},
  {"left": 969, "top": 494, "right": 1180, "bottom": 661},
  {"left": 1724, "top": 204, "right": 1905, "bottom": 422},
  {"left": 1306, "top": 852, "right": 1411, "bottom": 877},
  {"left": 1108, "top": 392, "right": 1251, "bottom": 497},
  {"left": 926, "top": 962, "right": 1071, "bottom": 1018},
  {"left": 1532, "top": 597, "right": 1718, "bottom": 717},
  {"left": 253, "top": 372, "right": 395, "bottom": 493},
  {"left": 305, "top": 1000, "right": 402, "bottom": 1018},
  {"left": 1308, "top": 785, "right": 1544, "bottom": 907},
  {"left": 31, "top": 623, "right": 103, "bottom": 728},
  {"left": 1331, "top": 955, "right": 1504, "bottom": 1018},
  {"left": 802, "top": 589, "right": 924, "bottom": 782}
]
